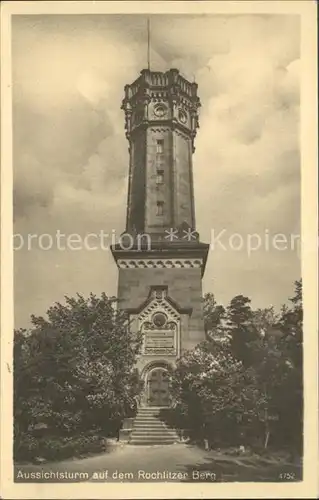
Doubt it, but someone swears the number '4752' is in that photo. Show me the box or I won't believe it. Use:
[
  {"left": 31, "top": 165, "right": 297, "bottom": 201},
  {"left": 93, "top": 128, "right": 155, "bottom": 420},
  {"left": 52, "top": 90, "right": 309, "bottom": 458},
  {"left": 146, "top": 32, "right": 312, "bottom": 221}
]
[{"left": 279, "top": 472, "right": 296, "bottom": 480}]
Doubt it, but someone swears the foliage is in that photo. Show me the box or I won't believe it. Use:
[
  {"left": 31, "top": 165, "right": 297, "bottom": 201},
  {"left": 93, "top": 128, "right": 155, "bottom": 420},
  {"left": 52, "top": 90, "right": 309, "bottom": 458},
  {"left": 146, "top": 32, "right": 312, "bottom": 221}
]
[
  {"left": 14, "top": 281, "right": 303, "bottom": 461},
  {"left": 251, "top": 307, "right": 279, "bottom": 334},
  {"left": 14, "top": 293, "right": 143, "bottom": 462},
  {"left": 203, "top": 293, "right": 226, "bottom": 339},
  {"left": 170, "top": 338, "right": 266, "bottom": 446},
  {"left": 14, "top": 431, "right": 107, "bottom": 463},
  {"left": 225, "top": 295, "right": 259, "bottom": 366},
  {"left": 277, "top": 279, "right": 303, "bottom": 368}
]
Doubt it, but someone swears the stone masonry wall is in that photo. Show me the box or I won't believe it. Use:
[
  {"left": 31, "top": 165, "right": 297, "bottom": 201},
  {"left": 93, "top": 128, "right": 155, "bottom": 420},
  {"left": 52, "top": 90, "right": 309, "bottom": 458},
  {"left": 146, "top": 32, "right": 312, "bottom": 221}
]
[{"left": 117, "top": 266, "right": 206, "bottom": 352}]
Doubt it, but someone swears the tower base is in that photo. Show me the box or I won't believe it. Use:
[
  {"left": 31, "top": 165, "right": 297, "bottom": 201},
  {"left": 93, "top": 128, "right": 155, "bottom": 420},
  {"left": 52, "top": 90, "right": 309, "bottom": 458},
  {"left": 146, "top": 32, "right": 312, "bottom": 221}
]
[{"left": 111, "top": 240, "right": 209, "bottom": 407}]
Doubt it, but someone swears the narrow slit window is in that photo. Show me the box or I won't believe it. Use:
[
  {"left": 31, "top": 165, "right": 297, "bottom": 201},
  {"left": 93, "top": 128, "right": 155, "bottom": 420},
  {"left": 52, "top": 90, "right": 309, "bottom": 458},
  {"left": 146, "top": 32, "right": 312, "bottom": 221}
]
[
  {"left": 156, "top": 170, "right": 164, "bottom": 184},
  {"left": 156, "top": 140, "right": 164, "bottom": 154},
  {"left": 156, "top": 201, "right": 164, "bottom": 216}
]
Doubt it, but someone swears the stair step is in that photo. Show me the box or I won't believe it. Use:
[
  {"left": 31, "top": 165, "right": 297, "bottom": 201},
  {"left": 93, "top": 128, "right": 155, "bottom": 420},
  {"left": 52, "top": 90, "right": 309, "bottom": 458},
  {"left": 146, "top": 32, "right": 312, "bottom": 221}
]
[
  {"left": 136, "top": 410, "right": 165, "bottom": 414},
  {"left": 134, "top": 418, "right": 164, "bottom": 422},
  {"left": 136, "top": 415, "right": 162, "bottom": 418},
  {"left": 135, "top": 412, "right": 162, "bottom": 415},
  {"left": 133, "top": 422, "right": 166, "bottom": 429},
  {"left": 134, "top": 424, "right": 164, "bottom": 427},
  {"left": 131, "top": 429, "right": 176, "bottom": 433},
  {"left": 132, "top": 427, "right": 169, "bottom": 432},
  {"left": 131, "top": 435, "right": 176, "bottom": 438},
  {"left": 134, "top": 419, "right": 165, "bottom": 424},
  {"left": 135, "top": 416, "right": 160, "bottom": 420},
  {"left": 128, "top": 407, "right": 178, "bottom": 446},
  {"left": 134, "top": 418, "right": 163, "bottom": 422},
  {"left": 132, "top": 426, "right": 174, "bottom": 434},
  {"left": 130, "top": 445, "right": 175, "bottom": 447},
  {"left": 134, "top": 415, "right": 165, "bottom": 419},
  {"left": 132, "top": 429, "right": 177, "bottom": 434},
  {"left": 129, "top": 439, "right": 176, "bottom": 445},
  {"left": 133, "top": 427, "right": 171, "bottom": 432},
  {"left": 136, "top": 412, "right": 162, "bottom": 416},
  {"left": 138, "top": 407, "right": 167, "bottom": 410},
  {"left": 137, "top": 408, "right": 167, "bottom": 411},
  {"left": 131, "top": 435, "right": 178, "bottom": 440},
  {"left": 130, "top": 431, "right": 178, "bottom": 438},
  {"left": 137, "top": 412, "right": 161, "bottom": 416},
  {"left": 134, "top": 420, "right": 165, "bottom": 423},
  {"left": 130, "top": 437, "right": 177, "bottom": 443},
  {"left": 131, "top": 430, "right": 177, "bottom": 436},
  {"left": 133, "top": 426, "right": 166, "bottom": 430}
]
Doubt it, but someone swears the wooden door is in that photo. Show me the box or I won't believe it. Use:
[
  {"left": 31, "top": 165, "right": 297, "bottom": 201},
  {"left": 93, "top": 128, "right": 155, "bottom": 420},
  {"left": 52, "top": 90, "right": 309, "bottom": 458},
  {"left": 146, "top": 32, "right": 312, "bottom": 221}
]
[{"left": 148, "top": 369, "right": 170, "bottom": 406}]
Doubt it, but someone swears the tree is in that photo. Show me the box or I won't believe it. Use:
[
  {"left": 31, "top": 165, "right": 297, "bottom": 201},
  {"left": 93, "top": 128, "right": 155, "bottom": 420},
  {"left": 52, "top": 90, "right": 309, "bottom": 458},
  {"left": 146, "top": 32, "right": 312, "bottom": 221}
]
[
  {"left": 170, "top": 337, "right": 266, "bottom": 448},
  {"left": 251, "top": 307, "right": 279, "bottom": 335},
  {"left": 226, "top": 295, "right": 259, "bottom": 366},
  {"left": 275, "top": 279, "right": 303, "bottom": 455},
  {"left": 170, "top": 281, "right": 303, "bottom": 456},
  {"left": 14, "top": 293, "right": 143, "bottom": 461},
  {"left": 278, "top": 279, "right": 303, "bottom": 367},
  {"left": 227, "top": 295, "right": 253, "bottom": 327},
  {"left": 203, "top": 293, "right": 226, "bottom": 340}
]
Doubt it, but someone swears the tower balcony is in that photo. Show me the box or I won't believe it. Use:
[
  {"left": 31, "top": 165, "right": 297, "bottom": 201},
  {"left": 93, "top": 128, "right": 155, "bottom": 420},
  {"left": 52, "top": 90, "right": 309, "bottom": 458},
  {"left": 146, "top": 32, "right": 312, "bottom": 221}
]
[{"left": 123, "top": 68, "right": 200, "bottom": 109}]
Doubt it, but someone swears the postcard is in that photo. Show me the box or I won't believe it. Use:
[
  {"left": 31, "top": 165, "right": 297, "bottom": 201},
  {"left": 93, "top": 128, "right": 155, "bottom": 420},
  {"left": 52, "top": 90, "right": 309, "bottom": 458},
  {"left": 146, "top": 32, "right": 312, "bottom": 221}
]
[{"left": 1, "top": 1, "right": 318, "bottom": 498}]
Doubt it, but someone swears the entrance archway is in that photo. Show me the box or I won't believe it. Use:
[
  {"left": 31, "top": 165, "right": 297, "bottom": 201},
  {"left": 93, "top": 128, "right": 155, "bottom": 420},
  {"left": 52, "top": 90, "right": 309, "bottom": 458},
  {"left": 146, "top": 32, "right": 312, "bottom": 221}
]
[{"left": 147, "top": 367, "right": 170, "bottom": 407}]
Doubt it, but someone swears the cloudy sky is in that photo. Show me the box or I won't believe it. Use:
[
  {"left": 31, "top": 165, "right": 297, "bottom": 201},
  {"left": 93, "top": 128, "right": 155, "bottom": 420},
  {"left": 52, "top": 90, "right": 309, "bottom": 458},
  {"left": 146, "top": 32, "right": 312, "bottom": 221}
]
[{"left": 12, "top": 13, "right": 301, "bottom": 328}]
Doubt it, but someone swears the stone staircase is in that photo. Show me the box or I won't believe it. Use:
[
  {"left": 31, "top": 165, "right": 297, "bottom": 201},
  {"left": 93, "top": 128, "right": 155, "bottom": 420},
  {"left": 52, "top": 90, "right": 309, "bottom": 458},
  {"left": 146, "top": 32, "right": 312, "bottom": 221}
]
[{"left": 129, "top": 407, "right": 179, "bottom": 445}]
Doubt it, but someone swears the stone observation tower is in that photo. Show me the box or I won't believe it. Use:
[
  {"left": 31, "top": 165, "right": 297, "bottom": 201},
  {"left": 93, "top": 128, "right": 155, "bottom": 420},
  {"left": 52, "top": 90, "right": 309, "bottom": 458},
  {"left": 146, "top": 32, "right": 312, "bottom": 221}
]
[{"left": 111, "top": 68, "right": 209, "bottom": 407}]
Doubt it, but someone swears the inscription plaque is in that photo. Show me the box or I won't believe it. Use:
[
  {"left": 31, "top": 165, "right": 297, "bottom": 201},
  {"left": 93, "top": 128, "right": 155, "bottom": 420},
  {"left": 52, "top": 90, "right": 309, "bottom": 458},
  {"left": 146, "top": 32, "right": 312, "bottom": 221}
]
[{"left": 144, "top": 328, "right": 176, "bottom": 355}]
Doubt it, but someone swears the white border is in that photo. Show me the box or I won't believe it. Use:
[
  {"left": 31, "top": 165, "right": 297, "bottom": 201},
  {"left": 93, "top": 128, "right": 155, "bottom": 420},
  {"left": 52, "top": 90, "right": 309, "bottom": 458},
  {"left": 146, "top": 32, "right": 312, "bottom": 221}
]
[{"left": 1, "top": 1, "right": 318, "bottom": 499}]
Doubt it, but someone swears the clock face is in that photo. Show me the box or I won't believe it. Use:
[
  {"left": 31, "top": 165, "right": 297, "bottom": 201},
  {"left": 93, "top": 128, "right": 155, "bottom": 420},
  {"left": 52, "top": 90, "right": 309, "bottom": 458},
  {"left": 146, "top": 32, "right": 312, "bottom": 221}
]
[
  {"left": 178, "top": 109, "right": 188, "bottom": 124},
  {"left": 154, "top": 104, "right": 167, "bottom": 118}
]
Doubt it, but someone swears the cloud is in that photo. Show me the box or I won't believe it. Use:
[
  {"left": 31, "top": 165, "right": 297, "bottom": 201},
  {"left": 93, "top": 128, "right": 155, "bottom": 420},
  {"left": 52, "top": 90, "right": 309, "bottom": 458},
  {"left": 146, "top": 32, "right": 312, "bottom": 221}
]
[{"left": 12, "top": 14, "right": 300, "bottom": 327}]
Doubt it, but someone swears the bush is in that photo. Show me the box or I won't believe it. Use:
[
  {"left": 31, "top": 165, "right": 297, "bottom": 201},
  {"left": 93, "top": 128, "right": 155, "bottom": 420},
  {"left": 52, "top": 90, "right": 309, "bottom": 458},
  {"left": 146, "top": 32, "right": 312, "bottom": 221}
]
[
  {"left": 14, "top": 433, "right": 39, "bottom": 463},
  {"left": 14, "top": 431, "right": 107, "bottom": 463}
]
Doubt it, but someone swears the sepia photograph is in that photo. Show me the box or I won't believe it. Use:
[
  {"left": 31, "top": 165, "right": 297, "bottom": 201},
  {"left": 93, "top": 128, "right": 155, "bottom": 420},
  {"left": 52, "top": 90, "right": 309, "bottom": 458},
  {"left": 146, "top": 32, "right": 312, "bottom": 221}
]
[{"left": 1, "top": 1, "right": 318, "bottom": 499}]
